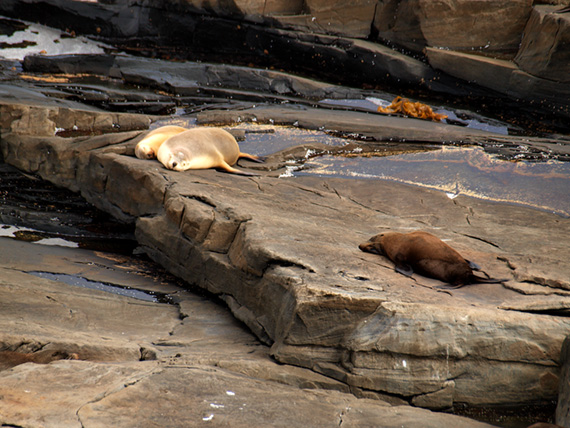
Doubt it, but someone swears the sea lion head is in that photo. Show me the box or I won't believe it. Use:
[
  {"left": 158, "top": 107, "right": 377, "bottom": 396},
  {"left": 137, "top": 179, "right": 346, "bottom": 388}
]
[
  {"left": 358, "top": 233, "right": 387, "bottom": 255},
  {"left": 161, "top": 150, "right": 191, "bottom": 171},
  {"left": 135, "top": 143, "right": 156, "bottom": 160}
]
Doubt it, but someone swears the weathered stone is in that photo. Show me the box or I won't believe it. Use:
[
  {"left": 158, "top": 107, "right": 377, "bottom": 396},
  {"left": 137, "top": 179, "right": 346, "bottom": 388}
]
[
  {"left": 0, "top": 93, "right": 149, "bottom": 136},
  {"left": 76, "top": 365, "right": 493, "bottom": 428},
  {"left": 196, "top": 105, "right": 570, "bottom": 159},
  {"left": 2, "top": 0, "right": 570, "bottom": 123},
  {"left": 0, "top": 233, "right": 496, "bottom": 428},
  {"left": 77, "top": 152, "right": 168, "bottom": 220},
  {"left": 557, "top": 335, "right": 570, "bottom": 427},
  {"left": 426, "top": 48, "right": 518, "bottom": 94},
  {"left": 2, "top": 40, "right": 570, "bottom": 420},
  {"left": 425, "top": 48, "right": 570, "bottom": 119},
  {"left": 515, "top": 6, "right": 570, "bottom": 83},
  {"left": 276, "top": 0, "right": 377, "bottom": 38},
  {"left": 374, "top": 0, "right": 533, "bottom": 55},
  {"left": 263, "top": 0, "right": 304, "bottom": 15}
]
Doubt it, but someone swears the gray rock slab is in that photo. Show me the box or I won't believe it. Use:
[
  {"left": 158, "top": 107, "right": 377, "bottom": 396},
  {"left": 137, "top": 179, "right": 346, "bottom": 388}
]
[
  {"left": 1, "top": 72, "right": 569, "bottom": 414},
  {"left": 196, "top": 104, "right": 570, "bottom": 160},
  {"left": 426, "top": 48, "right": 570, "bottom": 119},
  {"left": 3, "top": 116, "right": 569, "bottom": 409},
  {"left": 0, "top": 360, "right": 160, "bottom": 428},
  {"left": 3, "top": 0, "right": 569, "bottom": 122},
  {"left": 76, "top": 365, "right": 493, "bottom": 428},
  {"left": 0, "top": 85, "right": 150, "bottom": 137},
  {"left": 0, "top": 235, "right": 494, "bottom": 428},
  {"left": 515, "top": 5, "right": 570, "bottom": 83}
]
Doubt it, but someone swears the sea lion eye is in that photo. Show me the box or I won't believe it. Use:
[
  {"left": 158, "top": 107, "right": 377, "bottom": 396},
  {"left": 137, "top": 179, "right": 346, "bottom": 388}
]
[{"left": 172, "top": 161, "right": 178, "bottom": 168}]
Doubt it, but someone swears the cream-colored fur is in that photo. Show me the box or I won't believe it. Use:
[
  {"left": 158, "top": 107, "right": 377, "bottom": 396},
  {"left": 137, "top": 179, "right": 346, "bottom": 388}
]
[
  {"left": 157, "top": 128, "right": 260, "bottom": 175},
  {"left": 134, "top": 125, "right": 187, "bottom": 160}
]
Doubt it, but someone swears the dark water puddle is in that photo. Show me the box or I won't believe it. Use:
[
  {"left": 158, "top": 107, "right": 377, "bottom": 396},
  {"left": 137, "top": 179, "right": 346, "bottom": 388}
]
[
  {"left": 0, "top": 223, "right": 138, "bottom": 254},
  {"left": 27, "top": 271, "right": 174, "bottom": 304},
  {"left": 295, "top": 146, "right": 570, "bottom": 217},
  {"left": 0, "top": 164, "right": 137, "bottom": 253}
]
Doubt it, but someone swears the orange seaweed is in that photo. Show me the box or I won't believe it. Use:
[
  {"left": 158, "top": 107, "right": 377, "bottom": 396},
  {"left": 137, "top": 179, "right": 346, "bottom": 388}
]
[{"left": 377, "top": 96, "right": 448, "bottom": 122}]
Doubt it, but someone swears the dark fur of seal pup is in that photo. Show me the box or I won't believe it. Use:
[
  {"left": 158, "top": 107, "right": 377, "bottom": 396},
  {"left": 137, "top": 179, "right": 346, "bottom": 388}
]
[{"left": 359, "top": 231, "right": 506, "bottom": 287}]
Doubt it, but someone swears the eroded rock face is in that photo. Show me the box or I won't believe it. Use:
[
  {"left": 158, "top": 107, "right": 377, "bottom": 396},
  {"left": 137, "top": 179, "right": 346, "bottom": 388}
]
[
  {"left": 2, "top": 0, "right": 570, "bottom": 121},
  {"left": 557, "top": 336, "right": 570, "bottom": 427},
  {"left": 515, "top": 6, "right": 570, "bottom": 83},
  {"left": 374, "top": 0, "right": 533, "bottom": 55},
  {"left": 0, "top": 221, "right": 495, "bottom": 428},
  {"left": 277, "top": 0, "right": 378, "bottom": 38},
  {"left": 3, "top": 110, "right": 569, "bottom": 411},
  {"left": 1, "top": 44, "right": 569, "bottom": 423}
]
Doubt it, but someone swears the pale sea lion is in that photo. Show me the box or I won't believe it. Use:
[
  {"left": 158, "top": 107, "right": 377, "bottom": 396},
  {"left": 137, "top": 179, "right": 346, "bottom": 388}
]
[
  {"left": 359, "top": 231, "right": 506, "bottom": 287},
  {"left": 135, "top": 125, "right": 187, "bottom": 160},
  {"left": 156, "top": 127, "right": 262, "bottom": 175}
]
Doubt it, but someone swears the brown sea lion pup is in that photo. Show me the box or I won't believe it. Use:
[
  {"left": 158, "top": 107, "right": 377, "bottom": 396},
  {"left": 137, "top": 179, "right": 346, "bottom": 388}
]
[
  {"left": 135, "top": 125, "right": 187, "bottom": 160},
  {"left": 157, "top": 127, "right": 263, "bottom": 176},
  {"left": 359, "top": 231, "right": 506, "bottom": 287}
]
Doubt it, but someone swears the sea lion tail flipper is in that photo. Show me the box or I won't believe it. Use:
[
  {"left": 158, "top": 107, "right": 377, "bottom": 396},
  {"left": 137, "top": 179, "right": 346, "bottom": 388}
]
[
  {"left": 395, "top": 264, "right": 414, "bottom": 277},
  {"left": 219, "top": 161, "right": 260, "bottom": 176},
  {"left": 471, "top": 274, "right": 508, "bottom": 284},
  {"left": 239, "top": 152, "right": 265, "bottom": 163},
  {"left": 467, "top": 260, "right": 481, "bottom": 271}
]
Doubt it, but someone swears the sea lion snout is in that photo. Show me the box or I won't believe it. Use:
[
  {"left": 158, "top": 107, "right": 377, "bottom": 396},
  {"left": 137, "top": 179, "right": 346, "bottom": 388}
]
[{"left": 358, "top": 234, "right": 385, "bottom": 255}]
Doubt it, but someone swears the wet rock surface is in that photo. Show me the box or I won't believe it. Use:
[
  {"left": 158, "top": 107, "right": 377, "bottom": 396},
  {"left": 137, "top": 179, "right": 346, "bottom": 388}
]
[
  {"left": 0, "top": 7, "right": 569, "bottom": 428},
  {"left": 1, "top": 0, "right": 569, "bottom": 128}
]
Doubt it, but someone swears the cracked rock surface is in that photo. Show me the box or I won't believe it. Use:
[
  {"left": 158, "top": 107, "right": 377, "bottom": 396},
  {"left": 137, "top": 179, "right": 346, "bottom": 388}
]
[
  {"left": 2, "top": 101, "right": 570, "bottom": 412},
  {"left": 1, "top": 49, "right": 569, "bottom": 426},
  {"left": 0, "top": 237, "right": 493, "bottom": 428}
]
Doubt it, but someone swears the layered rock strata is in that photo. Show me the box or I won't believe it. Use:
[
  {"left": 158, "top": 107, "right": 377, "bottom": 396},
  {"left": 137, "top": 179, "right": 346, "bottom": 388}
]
[
  {"left": 1, "top": 0, "right": 569, "bottom": 123},
  {"left": 2, "top": 97, "right": 570, "bottom": 411}
]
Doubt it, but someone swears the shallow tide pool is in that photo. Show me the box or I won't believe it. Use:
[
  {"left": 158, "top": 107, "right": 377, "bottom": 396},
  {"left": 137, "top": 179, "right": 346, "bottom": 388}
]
[{"left": 295, "top": 146, "right": 570, "bottom": 217}]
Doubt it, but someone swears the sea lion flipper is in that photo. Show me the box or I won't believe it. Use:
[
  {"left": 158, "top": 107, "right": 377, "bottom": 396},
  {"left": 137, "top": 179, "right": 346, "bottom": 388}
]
[
  {"left": 467, "top": 260, "right": 481, "bottom": 271},
  {"left": 239, "top": 152, "right": 265, "bottom": 163},
  {"left": 395, "top": 264, "right": 414, "bottom": 277},
  {"left": 470, "top": 274, "right": 508, "bottom": 284},
  {"left": 219, "top": 161, "right": 260, "bottom": 176}
]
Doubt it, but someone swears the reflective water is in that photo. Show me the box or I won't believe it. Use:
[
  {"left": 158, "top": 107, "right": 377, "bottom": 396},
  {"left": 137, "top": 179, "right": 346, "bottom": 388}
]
[
  {"left": 0, "top": 17, "right": 111, "bottom": 60},
  {"left": 27, "top": 271, "right": 172, "bottom": 303},
  {"left": 296, "top": 146, "right": 570, "bottom": 217}
]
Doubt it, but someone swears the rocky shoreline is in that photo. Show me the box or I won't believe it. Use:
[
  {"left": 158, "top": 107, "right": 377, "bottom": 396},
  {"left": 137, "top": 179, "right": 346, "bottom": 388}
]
[
  {"left": 1, "top": 0, "right": 569, "bottom": 132},
  {"left": 1, "top": 3, "right": 570, "bottom": 427}
]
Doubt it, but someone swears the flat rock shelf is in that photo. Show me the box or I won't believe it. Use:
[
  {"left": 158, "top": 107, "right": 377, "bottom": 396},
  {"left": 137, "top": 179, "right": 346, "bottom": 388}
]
[{"left": 2, "top": 97, "right": 569, "bottom": 414}]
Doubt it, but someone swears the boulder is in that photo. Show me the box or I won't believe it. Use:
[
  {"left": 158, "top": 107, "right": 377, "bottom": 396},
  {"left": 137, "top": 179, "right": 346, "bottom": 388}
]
[
  {"left": 426, "top": 48, "right": 570, "bottom": 119},
  {"left": 515, "top": 5, "right": 570, "bottom": 83},
  {"left": 3, "top": 111, "right": 570, "bottom": 410},
  {"left": 374, "top": 0, "right": 533, "bottom": 55}
]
